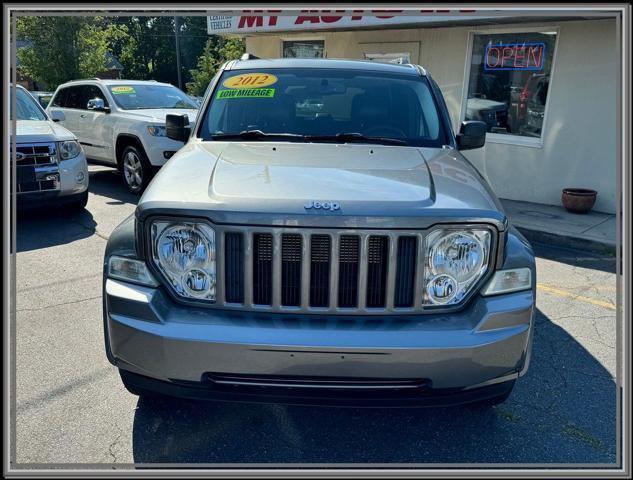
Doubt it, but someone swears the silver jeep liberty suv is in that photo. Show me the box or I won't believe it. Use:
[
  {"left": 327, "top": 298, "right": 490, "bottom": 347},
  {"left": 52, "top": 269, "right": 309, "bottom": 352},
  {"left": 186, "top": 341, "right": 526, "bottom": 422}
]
[{"left": 103, "top": 57, "right": 536, "bottom": 408}]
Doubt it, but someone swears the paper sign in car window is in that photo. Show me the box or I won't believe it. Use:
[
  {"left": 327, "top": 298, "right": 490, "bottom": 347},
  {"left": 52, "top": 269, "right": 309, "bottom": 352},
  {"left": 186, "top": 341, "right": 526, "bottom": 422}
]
[
  {"left": 222, "top": 73, "right": 278, "bottom": 89},
  {"left": 216, "top": 88, "right": 275, "bottom": 99},
  {"left": 111, "top": 86, "right": 136, "bottom": 94}
]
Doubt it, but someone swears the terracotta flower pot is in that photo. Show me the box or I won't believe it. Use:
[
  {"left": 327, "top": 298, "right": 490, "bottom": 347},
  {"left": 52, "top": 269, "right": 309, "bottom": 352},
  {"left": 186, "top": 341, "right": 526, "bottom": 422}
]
[{"left": 561, "top": 188, "right": 597, "bottom": 214}]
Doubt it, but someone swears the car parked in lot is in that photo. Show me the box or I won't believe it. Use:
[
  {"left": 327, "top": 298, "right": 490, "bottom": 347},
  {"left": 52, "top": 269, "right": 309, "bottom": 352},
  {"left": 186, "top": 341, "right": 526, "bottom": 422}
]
[
  {"left": 518, "top": 74, "right": 549, "bottom": 138},
  {"left": 30, "top": 91, "right": 54, "bottom": 108},
  {"left": 103, "top": 58, "right": 536, "bottom": 408},
  {"left": 12, "top": 85, "right": 88, "bottom": 211},
  {"left": 466, "top": 97, "right": 511, "bottom": 133},
  {"left": 47, "top": 79, "right": 199, "bottom": 194}
]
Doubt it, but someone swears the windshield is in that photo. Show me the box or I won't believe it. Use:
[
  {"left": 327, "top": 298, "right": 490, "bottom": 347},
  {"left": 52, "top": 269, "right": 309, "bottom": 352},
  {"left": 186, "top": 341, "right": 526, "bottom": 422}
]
[
  {"left": 107, "top": 84, "right": 198, "bottom": 110},
  {"left": 12, "top": 87, "right": 48, "bottom": 121},
  {"left": 200, "top": 68, "right": 448, "bottom": 147}
]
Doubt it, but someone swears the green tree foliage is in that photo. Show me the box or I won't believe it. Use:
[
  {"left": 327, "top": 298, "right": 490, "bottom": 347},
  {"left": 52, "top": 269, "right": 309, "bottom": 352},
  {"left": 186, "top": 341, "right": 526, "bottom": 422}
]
[
  {"left": 17, "top": 15, "right": 244, "bottom": 92},
  {"left": 16, "top": 16, "right": 126, "bottom": 89},
  {"left": 186, "top": 36, "right": 245, "bottom": 96}
]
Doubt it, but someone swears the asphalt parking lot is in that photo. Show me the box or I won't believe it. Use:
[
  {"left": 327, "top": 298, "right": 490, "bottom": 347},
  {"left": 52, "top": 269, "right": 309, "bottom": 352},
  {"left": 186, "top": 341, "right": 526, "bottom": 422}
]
[{"left": 13, "top": 165, "right": 619, "bottom": 467}]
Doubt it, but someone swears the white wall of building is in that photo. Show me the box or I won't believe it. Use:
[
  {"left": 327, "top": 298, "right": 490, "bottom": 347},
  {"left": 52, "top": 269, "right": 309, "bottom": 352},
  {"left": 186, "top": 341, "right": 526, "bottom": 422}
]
[{"left": 245, "top": 18, "right": 618, "bottom": 213}]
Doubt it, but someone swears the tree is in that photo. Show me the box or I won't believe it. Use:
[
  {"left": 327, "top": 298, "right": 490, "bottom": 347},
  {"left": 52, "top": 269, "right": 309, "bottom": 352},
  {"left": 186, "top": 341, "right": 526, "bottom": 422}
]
[
  {"left": 16, "top": 16, "right": 126, "bottom": 89},
  {"left": 186, "top": 36, "right": 245, "bottom": 96}
]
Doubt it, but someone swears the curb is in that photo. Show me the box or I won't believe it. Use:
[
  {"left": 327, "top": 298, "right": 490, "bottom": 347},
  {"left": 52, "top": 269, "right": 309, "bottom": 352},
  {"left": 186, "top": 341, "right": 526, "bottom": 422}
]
[{"left": 515, "top": 226, "right": 616, "bottom": 256}]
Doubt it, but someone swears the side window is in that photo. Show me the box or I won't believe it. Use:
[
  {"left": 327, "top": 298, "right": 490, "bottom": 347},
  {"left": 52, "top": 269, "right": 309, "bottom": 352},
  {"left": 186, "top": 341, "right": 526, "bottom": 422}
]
[
  {"left": 50, "top": 88, "right": 68, "bottom": 108},
  {"left": 85, "top": 85, "right": 109, "bottom": 108},
  {"left": 64, "top": 86, "right": 86, "bottom": 109}
]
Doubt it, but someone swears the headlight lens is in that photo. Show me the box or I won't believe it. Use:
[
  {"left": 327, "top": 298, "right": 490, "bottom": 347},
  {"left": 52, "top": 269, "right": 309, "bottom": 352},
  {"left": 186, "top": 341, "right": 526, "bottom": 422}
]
[
  {"left": 147, "top": 125, "right": 166, "bottom": 137},
  {"left": 151, "top": 221, "right": 216, "bottom": 301},
  {"left": 424, "top": 229, "right": 491, "bottom": 305},
  {"left": 59, "top": 140, "right": 81, "bottom": 160}
]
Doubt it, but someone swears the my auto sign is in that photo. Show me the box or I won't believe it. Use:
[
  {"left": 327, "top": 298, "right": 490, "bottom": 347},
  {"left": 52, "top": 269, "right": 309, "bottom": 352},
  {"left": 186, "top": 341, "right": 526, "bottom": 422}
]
[{"left": 207, "top": 10, "right": 502, "bottom": 34}]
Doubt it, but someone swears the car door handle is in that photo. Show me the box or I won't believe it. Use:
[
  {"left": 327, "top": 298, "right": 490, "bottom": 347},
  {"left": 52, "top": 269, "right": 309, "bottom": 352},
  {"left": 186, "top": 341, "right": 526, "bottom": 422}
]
[{"left": 80, "top": 113, "right": 87, "bottom": 118}]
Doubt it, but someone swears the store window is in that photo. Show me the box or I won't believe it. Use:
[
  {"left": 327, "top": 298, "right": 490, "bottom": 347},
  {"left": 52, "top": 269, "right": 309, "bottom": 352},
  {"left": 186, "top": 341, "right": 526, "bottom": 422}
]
[
  {"left": 464, "top": 30, "right": 557, "bottom": 140},
  {"left": 283, "top": 40, "right": 325, "bottom": 58}
]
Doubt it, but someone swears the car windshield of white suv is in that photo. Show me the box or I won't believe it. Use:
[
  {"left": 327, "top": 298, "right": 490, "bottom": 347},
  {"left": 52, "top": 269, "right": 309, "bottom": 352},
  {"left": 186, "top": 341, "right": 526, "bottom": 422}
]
[
  {"left": 200, "top": 68, "right": 449, "bottom": 147},
  {"left": 107, "top": 84, "right": 198, "bottom": 110},
  {"left": 12, "top": 87, "right": 47, "bottom": 121}
]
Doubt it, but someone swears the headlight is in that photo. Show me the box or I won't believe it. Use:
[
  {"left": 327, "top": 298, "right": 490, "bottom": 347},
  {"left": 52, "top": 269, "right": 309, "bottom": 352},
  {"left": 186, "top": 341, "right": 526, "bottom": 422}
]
[
  {"left": 424, "top": 228, "right": 491, "bottom": 305},
  {"left": 146, "top": 125, "right": 166, "bottom": 137},
  {"left": 59, "top": 140, "right": 81, "bottom": 160},
  {"left": 150, "top": 221, "right": 216, "bottom": 301}
]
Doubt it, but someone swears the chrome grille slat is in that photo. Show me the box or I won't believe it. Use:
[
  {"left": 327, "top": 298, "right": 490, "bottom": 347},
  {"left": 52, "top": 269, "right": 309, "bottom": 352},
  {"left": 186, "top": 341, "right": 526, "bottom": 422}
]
[
  {"left": 300, "top": 232, "right": 311, "bottom": 309},
  {"left": 329, "top": 234, "right": 340, "bottom": 310},
  {"left": 272, "top": 233, "right": 282, "bottom": 308},
  {"left": 357, "top": 234, "right": 369, "bottom": 311},
  {"left": 243, "top": 233, "right": 254, "bottom": 307},
  {"left": 385, "top": 234, "right": 398, "bottom": 310}
]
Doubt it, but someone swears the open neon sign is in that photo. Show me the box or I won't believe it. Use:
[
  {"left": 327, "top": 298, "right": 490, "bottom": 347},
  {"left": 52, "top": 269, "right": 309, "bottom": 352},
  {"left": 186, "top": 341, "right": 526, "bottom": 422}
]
[{"left": 484, "top": 42, "right": 545, "bottom": 71}]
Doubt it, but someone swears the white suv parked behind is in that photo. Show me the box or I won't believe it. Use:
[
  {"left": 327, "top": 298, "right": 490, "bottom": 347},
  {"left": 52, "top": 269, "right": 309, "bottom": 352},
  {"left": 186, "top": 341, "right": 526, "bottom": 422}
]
[{"left": 47, "top": 79, "right": 199, "bottom": 194}]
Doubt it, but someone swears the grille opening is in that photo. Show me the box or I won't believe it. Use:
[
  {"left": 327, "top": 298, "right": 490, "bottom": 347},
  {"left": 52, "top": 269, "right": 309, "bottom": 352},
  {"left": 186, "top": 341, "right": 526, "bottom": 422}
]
[
  {"left": 224, "top": 232, "right": 244, "bottom": 303},
  {"left": 252, "top": 233, "right": 273, "bottom": 305},
  {"left": 338, "top": 235, "right": 360, "bottom": 308},
  {"left": 281, "top": 234, "right": 302, "bottom": 306},
  {"left": 394, "top": 236, "right": 417, "bottom": 308},
  {"left": 309, "top": 234, "right": 331, "bottom": 307},
  {"left": 366, "top": 236, "right": 389, "bottom": 308}
]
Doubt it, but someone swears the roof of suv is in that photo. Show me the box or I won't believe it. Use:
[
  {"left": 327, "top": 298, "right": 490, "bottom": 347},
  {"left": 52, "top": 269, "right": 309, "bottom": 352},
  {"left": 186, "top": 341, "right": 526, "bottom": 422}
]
[
  {"left": 226, "top": 58, "right": 425, "bottom": 76},
  {"left": 56, "top": 79, "right": 173, "bottom": 88}
]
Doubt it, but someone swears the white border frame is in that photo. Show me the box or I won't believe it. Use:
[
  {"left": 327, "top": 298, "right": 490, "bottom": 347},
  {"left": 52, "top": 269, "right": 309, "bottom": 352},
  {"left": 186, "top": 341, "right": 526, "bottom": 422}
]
[{"left": 459, "top": 24, "right": 561, "bottom": 149}]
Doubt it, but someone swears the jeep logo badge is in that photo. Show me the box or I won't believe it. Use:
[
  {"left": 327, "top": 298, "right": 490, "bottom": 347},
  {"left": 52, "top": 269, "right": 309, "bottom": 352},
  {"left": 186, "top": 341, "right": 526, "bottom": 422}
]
[{"left": 304, "top": 201, "right": 341, "bottom": 212}]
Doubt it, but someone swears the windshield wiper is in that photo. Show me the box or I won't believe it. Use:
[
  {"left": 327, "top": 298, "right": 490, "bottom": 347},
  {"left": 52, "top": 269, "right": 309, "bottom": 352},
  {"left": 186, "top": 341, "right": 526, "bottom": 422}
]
[
  {"left": 210, "top": 130, "right": 307, "bottom": 141},
  {"left": 306, "top": 132, "right": 408, "bottom": 146}
]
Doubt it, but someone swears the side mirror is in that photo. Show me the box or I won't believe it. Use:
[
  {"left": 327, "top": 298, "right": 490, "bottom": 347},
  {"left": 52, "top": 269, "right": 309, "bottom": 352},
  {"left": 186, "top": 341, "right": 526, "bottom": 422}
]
[
  {"left": 166, "top": 114, "right": 191, "bottom": 143},
  {"left": 50, "top": 110, "right": 65, "bottom": 122},
  {"left": 456, "top": 121, "right": 487, "bottom": 150},
  {"left": 87, "top": 97, "right": 109, "bottom": 113}
]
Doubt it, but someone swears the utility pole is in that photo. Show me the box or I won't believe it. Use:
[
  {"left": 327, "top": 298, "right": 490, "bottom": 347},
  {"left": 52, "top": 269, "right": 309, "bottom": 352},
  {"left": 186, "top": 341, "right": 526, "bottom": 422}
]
[{"left": 174, "top": 15, "right": 182, "bottom": 90}]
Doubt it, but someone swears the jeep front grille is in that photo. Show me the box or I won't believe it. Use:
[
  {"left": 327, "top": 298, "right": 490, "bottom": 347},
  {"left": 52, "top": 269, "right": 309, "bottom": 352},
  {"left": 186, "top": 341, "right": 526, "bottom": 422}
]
[{"left": 220, "top": 228, "right": 430, "bottom": 315}]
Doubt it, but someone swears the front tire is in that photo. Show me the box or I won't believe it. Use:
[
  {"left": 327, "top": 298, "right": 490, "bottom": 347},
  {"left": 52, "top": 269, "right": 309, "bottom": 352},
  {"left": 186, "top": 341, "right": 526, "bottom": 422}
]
[{"left": 120, "top": 144, "right": 152, "bottom": 194}]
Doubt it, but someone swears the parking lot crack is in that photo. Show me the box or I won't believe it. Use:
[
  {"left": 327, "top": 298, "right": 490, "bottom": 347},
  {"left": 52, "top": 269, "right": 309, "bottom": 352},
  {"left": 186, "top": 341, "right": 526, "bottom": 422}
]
[
  {"left": 16, "top": 295, "right": 101, "bottom": 312},
  {"left": 108, "top": 432, "right": 123, "bottom": 463}
]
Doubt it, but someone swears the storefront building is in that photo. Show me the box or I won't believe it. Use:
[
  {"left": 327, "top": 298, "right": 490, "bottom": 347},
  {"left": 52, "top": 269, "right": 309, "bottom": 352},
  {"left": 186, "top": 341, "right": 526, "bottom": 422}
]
[{"left": 208, "top": 10, "right": 620, "bottom": 213}]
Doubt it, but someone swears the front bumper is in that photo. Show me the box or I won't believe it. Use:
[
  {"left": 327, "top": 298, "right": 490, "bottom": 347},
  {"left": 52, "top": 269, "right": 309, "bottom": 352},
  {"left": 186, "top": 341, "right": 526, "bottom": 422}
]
[
  {"left": 142, "top": 136, "right": 185, "bottom": 167},
  {"left": 104, "top": 278, "right": 535, "bottom": 402}
]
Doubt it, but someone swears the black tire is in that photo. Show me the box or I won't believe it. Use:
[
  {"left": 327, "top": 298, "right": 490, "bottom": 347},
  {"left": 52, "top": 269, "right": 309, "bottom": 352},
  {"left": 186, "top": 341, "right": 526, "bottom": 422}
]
[
  {"left": 467, "top": 380, "right": 516, "bottom": 408},
  {"left": 119, "top": 144, "right": 153, "bottom": 195},
  {"left": 65, "top": 190, "right": 88, "bottom": 213}
]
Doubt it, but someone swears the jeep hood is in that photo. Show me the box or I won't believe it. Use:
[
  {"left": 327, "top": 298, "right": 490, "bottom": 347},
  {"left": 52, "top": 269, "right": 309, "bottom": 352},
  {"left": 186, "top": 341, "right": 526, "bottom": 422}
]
[{"left": 138, "top": 142, "right": 506, "bottom": 229}]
